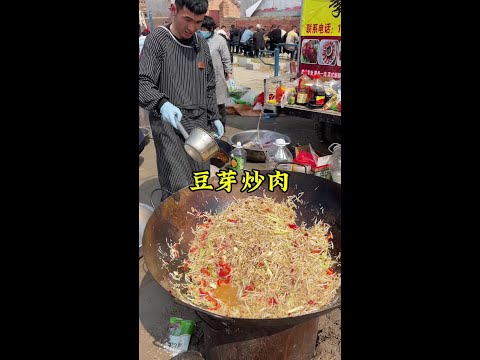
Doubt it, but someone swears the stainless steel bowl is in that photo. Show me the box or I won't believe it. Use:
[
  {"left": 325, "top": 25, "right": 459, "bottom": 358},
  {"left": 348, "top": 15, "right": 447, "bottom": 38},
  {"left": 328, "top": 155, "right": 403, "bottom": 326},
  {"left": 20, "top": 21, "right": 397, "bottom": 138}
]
[
  {"left": 229, "top": 130, "right": 292, "bottom": 162},
  {"left": 139, "top": 203, "right": 154, "bottom": 258}
]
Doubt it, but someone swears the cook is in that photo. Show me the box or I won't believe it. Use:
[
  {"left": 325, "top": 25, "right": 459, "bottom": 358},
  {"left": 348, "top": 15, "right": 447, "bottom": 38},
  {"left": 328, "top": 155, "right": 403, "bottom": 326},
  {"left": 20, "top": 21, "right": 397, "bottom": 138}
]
[{"left": 139, "top": 0, "right": 224, "bottom": 202}]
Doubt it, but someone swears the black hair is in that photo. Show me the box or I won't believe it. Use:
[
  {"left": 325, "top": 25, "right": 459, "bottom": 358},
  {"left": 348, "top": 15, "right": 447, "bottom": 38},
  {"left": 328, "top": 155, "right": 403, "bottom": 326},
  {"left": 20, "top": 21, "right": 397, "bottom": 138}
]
[
  {"left": 141, "top": 29, "right": 150, "bottom": 36},
  {"left": 201, "top": 15, "right": 216, "bottom": 32},
  {"left": 175, "top": 0, "right": 208, "bottom": 15}
]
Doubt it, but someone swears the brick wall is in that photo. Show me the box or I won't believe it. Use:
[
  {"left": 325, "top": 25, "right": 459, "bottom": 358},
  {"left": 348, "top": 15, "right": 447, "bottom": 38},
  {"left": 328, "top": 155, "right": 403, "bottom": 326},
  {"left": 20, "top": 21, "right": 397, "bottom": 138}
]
[
  {"left": 151, "top": 16, "right": 172, "bottom": 28},
  {"left": 209, "top": 0, "right": 222, "bottom": 10},
  {"left": 220, "top": 1, "right": 240, "bottom": 18}
]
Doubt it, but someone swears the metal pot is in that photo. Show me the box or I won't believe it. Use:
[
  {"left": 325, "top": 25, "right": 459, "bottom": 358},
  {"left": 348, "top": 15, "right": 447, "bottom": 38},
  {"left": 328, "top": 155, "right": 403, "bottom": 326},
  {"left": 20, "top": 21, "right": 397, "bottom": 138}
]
[
  {"left": 176, "top": 119, "right": 220, "bottom": 163},
  {"left": 230, "top": 130, "right": 292, "bottom": 163}
]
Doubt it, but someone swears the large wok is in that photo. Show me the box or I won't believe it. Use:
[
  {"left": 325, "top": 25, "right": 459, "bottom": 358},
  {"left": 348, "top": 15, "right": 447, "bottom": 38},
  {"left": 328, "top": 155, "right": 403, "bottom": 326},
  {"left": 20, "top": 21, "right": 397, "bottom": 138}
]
[{"left": 143, "top": 171, "right": 341, "bottom": 328}]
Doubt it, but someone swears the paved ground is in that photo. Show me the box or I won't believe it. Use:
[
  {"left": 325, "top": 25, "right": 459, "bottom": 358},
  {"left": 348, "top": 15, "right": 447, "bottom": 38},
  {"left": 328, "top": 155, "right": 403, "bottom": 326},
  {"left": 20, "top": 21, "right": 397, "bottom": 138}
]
[{"left": 139, "top": 54, "right": 341, "bottom": 360}]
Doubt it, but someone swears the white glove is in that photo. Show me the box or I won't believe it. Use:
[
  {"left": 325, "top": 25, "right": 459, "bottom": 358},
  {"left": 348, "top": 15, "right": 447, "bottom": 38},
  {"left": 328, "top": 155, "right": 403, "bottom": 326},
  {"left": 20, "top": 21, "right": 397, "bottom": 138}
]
[
  {"left": 213, "top": 120, "right": 224, "bottom": 137},
  {"left": 159, "top": 101, "right": 182, "bottom": 129}
]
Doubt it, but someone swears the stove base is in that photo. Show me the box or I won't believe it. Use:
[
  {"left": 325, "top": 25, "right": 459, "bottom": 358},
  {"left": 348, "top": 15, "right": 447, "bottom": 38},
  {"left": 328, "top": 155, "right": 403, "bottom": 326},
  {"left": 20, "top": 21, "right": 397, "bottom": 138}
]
[{"left": 202, "top": 315, "right": 319, "bottom": 360}]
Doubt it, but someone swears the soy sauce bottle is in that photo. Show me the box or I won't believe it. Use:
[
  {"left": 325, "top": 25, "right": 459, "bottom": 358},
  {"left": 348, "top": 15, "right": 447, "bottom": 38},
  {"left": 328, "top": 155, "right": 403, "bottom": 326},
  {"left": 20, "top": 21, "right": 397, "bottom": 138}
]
[{"left": 309, "top": 74, "right": 325, "bottom": 107}]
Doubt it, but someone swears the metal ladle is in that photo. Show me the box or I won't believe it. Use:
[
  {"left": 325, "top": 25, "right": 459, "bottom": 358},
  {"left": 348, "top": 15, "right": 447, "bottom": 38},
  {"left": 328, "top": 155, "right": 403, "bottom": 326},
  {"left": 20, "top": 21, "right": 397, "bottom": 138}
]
[{"left": 175, "top": 118, "right": 220, "bottom": 163}]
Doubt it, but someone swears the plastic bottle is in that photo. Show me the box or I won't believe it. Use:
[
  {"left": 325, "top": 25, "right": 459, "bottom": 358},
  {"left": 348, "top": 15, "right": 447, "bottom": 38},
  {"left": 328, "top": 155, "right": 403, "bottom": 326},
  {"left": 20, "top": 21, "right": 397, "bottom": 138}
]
[
  {"left": 230, "top": 142, "right": 247, "bottom": 171},
  {"left": 275, "top": 85, "right": 286, "bottom": 103},
  {"left": 309, "top": 74, "right": 325, "bottom": 107},
  {"left": 296, "top": 74, "right": 311, "bottom": 105},
  {"left": 328, "top": 143, "right": 341, "bottom": 184},
  {"left": 266, "top": 138, "right": 294, "bottom": 171}
]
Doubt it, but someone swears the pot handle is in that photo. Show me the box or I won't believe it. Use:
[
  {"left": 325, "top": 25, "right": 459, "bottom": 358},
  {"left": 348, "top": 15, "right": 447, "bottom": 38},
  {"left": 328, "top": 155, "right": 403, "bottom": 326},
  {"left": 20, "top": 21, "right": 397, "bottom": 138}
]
[
  {"left": 150, "top": 187, "right": 176, "bottom": 209},
  {"left": 220, "top": 135, "right": 230, "bottom": 143},
  {"left": 150, "top": 188, "right": 162, "bottom": 209},
  {"left": 175, "top": 117, "right": 190, "bottom": 140}
]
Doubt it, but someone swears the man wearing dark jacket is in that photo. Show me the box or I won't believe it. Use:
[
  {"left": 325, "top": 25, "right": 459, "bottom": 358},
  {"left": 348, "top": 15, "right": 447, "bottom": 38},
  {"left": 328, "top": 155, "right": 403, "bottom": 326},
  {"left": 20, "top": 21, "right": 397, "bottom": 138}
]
[
  {"left": 229, "top": 24, "right": 240, "bottom": 53},
  {"left": 252, "top": 25, "right": 265, "bottom": 58},
  {"left": 268, "top": 24, "right": 282, "bottom": 52}
]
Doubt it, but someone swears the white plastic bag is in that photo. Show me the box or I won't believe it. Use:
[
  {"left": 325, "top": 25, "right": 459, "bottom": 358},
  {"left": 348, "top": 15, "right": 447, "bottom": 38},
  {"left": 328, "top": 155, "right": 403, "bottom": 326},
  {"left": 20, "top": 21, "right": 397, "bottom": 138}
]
[
  {"left": 240, "top": 90, "right": 259, "bottom": 106},
  {"left": 253, "top": 102, "right": 264, "bottom": 111}
]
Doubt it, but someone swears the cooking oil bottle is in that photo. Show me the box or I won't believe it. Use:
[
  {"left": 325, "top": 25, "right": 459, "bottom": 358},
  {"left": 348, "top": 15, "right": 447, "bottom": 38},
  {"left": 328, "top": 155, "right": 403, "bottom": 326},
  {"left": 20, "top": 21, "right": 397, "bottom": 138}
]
[
  {"left": 266, "top": 138, "right": 294, "bottom": 171},
  {"left": 230, "top": 142, "right": 247, "bottom": 171}
]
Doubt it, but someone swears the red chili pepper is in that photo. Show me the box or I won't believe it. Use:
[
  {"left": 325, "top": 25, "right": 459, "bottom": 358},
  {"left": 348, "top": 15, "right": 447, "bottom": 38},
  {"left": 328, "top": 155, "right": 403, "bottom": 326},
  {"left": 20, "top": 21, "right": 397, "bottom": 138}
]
[
  {"left": 207, "top": 218, "right": 212, "bottom": 223},
  {"left": 201, "top": 268, "right": 211, "bottom": 276},
  {"left": 227, "top": 219, "right": 238, "bottom": 223},
  {"left": 199, "top": 288, "right": 209, "bottom": 296},
  {"left": 218, "top": 263, "right": 231, "bottom": 277},
  {"left": 244, "top": 284, "right": 255, "bottom": 292},
  {"left": 257, "top": 262, "right": 265, "bottom": 267},
  {"left": 217, "top": 276, "right": 231, "bottom": 287},
  {"left": 323, "top": 285, "right": 328, "bottom": 289},
  {"left": 293, "top": 241, "right": 299, "bottom": 248},
  {"left": 183, "top": 261, "right": 190, "bottom": 272},
  {"left": 311, "top": 249, "right": 321, "bottom": 254},
  {"left": 288, "top": 224, "right": 299, "bottom": 230},
  {"left": 205, "top": 294, "right": 216, "bottom": 303},
  {"left": 304, "top": 233, "right": 308, "bottom": 237},
  {"left": 208, "top": 303, "right": 221, "bottom": 311},
  {"left": 201, "top": 279, "right": 207, "bottom": 287},
  {"left": 308, "top": 300, "right": 317, "bottom": 305},
  {"left": 268, "top": 297, "right": 278, "bottom": 306},
  {"left": 189, "top": 246, "right": 198, "bottom": 253},
  {"left": 201, "top": 231, "right": 208, "bottom": 241},
  {"left": 326, "top": 268, "right": 334, "bottom": 275}
]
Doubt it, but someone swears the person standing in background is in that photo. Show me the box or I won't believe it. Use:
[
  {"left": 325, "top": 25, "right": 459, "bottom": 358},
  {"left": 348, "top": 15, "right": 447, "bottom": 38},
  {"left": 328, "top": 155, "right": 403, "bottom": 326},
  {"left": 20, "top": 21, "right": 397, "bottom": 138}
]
[
  {"left": 198, "top": 15, "right": 234, "bottom": 129},
  {"left": 252, "top": 24, "right": 265, "bottom": 58},
  {"left": 216, "top": 24, "right": 232, "bottom": 64},
  {"left": 229, "top": 24, "right": 240, "bottom": 54}
]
